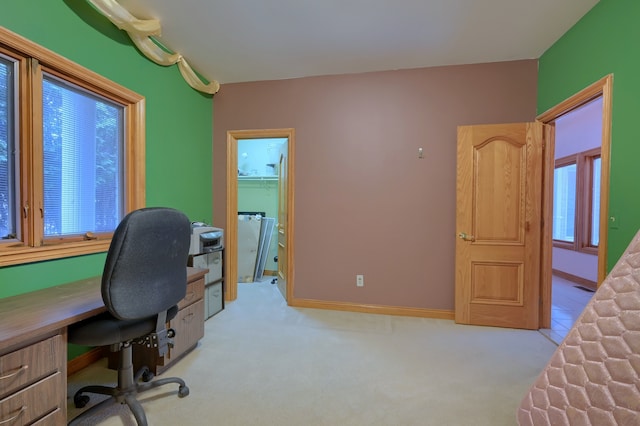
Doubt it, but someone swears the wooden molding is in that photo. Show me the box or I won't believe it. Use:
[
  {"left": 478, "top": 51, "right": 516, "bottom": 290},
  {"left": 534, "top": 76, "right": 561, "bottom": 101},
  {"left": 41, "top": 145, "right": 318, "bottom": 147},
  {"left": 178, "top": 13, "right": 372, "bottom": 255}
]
[
  {"left": 290, "top": 298, "right": 455, "bottom": 320},
  {"left": 226, "top": 128, "right": 295, "bottom": 303},
  {"left": 552, "top": 269, "right": 597, "bottom": 291},
  {"left": 537, "top": 74, "right": 612, "bottom": 286},
  {"left": 67, "top": 346, "right": 108, "bottom": 377},
  {"left": 537, "top": 74, "right": 613, "bottom": 328}
]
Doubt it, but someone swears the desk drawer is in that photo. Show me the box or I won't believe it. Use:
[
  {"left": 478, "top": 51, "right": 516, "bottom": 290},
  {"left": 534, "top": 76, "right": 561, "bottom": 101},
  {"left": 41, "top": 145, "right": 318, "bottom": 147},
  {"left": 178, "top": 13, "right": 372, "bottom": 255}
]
[
  {"left": 178, "top": 277, "right": 204, "bottom": 310},
  {"left": 31, "top": 407, "right": 65, "bottom": 426},
  {"left": 0, "top": 371, "right": 62, "bottom": 425},
  {"left": 0, "top": 335, "right": 62, "bottom": 399},
  {"left": 168, "top": 299, "right": 204, "bottom": 362}
]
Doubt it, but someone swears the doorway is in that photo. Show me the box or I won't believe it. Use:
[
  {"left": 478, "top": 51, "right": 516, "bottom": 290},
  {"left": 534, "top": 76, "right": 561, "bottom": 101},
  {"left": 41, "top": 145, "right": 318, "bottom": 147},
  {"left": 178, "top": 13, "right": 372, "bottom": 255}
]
[
  {"left": 540, "top": 97, "right": 603, "bottom": 342},
  {"left": 236, "top": 137, "right": 285, "bottom": 285},
  {"left": 538, "top": 75, "right": 613, "bottom": 331},
  {"left": 225, "top": 129, "right": 295, "bottom": 303}
]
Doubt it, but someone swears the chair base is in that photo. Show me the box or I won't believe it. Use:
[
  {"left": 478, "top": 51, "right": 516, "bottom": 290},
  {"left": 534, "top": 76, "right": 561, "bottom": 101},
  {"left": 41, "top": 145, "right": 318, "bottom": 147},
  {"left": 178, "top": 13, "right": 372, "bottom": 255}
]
[{"left": 68, "top": 343, "right": 189, "bottom": 426}]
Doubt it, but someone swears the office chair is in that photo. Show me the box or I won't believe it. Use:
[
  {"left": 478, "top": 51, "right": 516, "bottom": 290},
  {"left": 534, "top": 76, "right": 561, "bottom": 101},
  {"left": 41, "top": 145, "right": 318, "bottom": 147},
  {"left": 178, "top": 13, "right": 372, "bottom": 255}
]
[{"left": 68, "top": 207, "right": 191, "bottom": 426}]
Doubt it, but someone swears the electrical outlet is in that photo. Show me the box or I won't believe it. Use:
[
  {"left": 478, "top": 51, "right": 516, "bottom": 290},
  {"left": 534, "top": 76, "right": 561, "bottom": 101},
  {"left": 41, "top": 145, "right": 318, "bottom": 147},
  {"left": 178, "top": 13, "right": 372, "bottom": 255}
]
[{"left": 356, "top": 274, "right": 364, "bottom": 287}]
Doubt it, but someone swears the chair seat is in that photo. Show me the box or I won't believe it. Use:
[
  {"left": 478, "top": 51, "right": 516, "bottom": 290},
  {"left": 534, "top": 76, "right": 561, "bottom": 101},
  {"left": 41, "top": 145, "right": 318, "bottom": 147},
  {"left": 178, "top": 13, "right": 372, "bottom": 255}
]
[{"left": 69, "top": 305, "right": 178, "bottom": 347}]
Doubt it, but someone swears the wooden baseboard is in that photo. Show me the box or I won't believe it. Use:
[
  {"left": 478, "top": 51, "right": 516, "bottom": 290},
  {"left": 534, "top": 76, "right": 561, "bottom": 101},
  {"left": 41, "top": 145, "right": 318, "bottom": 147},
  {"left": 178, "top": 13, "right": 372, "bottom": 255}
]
[
  {"left": 290, "top": 298, "right": 455, "bottom": 320},
  {"left": 263, "top": 270, "right": 277, "bottom": 276},
  {"left": 552, "top": 269, "right": 597, "bottom": 290},
  {"left": 67, "top": 347, "right": 108, "bottom": 376}
]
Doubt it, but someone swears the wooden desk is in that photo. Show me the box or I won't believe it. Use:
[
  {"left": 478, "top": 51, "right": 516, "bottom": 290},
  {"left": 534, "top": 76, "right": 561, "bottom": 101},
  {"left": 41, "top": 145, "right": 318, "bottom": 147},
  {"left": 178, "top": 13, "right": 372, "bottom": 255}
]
[{"left": 0, "top": 267, "right": 206, "bottom": 425}]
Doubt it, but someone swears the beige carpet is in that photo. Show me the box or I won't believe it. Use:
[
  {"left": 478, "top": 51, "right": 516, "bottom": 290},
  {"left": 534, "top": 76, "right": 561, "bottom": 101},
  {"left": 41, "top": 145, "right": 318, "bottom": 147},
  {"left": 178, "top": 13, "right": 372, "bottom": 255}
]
[{"left": 67, "top": 279, "right": 557, "bottom": 425}]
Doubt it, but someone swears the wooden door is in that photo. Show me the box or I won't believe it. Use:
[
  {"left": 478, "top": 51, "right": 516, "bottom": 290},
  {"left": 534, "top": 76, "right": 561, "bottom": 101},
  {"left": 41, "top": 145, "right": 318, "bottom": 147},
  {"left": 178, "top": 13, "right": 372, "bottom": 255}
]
[
  {"left": 276, "top": 144, "right": 288, "bottom": 300},
  {"left": 455, "top": 122, "right": 545, "bottom": 329}
]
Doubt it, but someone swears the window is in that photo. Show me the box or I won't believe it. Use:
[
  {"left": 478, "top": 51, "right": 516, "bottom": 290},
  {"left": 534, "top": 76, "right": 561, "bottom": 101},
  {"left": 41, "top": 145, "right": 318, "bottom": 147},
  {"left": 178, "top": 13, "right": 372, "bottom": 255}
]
[
  {"left": 42, "top": 74, "right": 123, "bottom": 237},
  {"left": 1, "top": 55, "right": 16, "bottom": 241},
  {"left": 552, "top": 162, "right": 576, "bottom": 243},
  {"left": 590, "top": 157, "right": 601, "bottom": 247},
  {"left": 0, "top": 27, "right": 144, "bottom": 266},
  {"left": 552, "top": 148, "right": 601, "bottom": 254}
]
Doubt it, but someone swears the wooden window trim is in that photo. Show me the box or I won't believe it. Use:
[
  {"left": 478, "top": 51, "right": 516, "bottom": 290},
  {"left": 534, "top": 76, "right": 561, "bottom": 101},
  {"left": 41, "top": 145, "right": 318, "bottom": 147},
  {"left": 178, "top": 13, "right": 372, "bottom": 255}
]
[
  {"left": 552, "top": 155, "right": 577, "bottom": 250},
  {"left": 0, "top": 27, "right": 145, "bottom": 267},
  {"left": 578, "top": 147, "right": 600, "bottom": 255},
  {"left": 552, "top": 147, "right": 600, "bottom": 255}
]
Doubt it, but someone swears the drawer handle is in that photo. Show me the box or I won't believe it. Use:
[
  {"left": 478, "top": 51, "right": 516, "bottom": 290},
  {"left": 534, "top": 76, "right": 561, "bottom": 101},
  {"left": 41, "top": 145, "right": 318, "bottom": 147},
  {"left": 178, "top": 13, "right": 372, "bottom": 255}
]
[
  {"left": 0, "top": 364, "right": 28, "bottom": 380},
  {"left": 0, "top": 406, "right": 26, "bottom": 425},
  {"left": 182, "top": 312, "right": 195, "bottom": 323}
]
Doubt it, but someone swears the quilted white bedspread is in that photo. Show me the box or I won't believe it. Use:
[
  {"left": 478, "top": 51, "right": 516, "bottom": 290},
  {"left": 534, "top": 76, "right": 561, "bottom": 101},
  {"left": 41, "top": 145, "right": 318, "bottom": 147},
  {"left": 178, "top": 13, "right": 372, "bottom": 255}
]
[{"left": 517, "top": 231, "right": 640, "bottom": 425}]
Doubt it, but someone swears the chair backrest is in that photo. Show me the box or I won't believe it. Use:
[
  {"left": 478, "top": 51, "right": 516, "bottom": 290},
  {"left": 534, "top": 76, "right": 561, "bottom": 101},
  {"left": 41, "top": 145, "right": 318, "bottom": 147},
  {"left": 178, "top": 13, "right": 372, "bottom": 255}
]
[{"left": 101, "top": 207, "right": 191, "bottom": 320}]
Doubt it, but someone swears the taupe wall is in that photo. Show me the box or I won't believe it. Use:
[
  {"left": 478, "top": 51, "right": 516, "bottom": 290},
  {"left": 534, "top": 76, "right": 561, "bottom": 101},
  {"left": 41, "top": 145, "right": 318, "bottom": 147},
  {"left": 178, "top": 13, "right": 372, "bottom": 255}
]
[{"left": 213, "top": 60, "right": 537, "bottom": 311}]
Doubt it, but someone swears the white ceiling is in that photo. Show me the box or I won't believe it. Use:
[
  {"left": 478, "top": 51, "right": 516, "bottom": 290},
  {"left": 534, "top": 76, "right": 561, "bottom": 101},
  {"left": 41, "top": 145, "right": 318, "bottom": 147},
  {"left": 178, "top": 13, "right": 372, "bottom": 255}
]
[{"left": 117, "top": 0, "right": 599, "bottom": 85}]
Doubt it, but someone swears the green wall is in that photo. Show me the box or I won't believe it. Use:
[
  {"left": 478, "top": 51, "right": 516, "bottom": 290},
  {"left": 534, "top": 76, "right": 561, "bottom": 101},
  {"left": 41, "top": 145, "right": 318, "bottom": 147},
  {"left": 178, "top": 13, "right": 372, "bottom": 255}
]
[
  {"left": 537, "top": 0, "right": 640, "bottom": 271},
  {"left": 0, "top": 0, "right": 213, "bottom": 298}
]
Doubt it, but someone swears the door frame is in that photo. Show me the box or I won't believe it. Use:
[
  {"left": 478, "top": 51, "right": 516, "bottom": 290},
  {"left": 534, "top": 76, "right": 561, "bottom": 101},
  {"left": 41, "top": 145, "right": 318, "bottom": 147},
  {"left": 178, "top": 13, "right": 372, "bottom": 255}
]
[
  {"left": 225, "top": 128, "right": 295, "bottom": 302},
  {"left": 537, "top": 74, "right": 613, "bottom": 328}
]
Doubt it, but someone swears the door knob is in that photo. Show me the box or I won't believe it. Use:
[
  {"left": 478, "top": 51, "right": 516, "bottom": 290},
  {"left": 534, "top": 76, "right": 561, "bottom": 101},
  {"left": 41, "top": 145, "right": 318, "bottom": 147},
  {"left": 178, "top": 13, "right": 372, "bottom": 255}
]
[{"left": 458, "top": 232, "right": 475, "bottom": 242}]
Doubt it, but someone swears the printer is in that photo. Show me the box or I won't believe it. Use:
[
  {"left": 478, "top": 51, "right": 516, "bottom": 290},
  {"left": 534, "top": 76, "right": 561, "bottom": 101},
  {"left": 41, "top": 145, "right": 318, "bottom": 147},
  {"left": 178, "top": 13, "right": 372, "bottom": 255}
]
[{"left": 189, "top": 223, "right": 224, "bottom": 255}]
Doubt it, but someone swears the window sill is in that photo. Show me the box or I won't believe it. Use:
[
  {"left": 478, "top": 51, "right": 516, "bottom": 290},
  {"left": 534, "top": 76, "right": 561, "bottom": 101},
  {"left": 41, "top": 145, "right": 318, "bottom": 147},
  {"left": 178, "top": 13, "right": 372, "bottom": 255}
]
[
  {"left": 0, "top": 240, "right": 110, "bottom": 267},
  {"left": 238, "top": 175, "right": 277, "bottom": 181}
]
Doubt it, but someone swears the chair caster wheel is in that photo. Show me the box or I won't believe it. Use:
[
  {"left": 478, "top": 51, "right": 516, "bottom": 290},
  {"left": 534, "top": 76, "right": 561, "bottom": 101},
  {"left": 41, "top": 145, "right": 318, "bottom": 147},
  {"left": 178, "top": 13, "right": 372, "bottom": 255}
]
[
  {"left": 142, "top": 370, "right": 154, "bottom": 382},
  {"left": 178, "top": 385, "right": 190, "bottom": 398},
  {"left": 74, "top": 394, "right": 90, "bottom": 408}
]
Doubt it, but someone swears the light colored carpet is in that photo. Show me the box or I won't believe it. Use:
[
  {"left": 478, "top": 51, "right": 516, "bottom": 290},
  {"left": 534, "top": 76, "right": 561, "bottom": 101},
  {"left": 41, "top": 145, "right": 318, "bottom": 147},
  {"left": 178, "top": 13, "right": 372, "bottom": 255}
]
[{"left": 67, "top": 279, "right": 557, "bottom": 425}]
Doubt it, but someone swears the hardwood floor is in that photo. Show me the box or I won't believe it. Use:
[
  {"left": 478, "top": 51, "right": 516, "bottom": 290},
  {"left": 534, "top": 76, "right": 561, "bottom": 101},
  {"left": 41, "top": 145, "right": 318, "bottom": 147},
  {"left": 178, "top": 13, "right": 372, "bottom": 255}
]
[{"left": 539, "top": 275, "right": 594, "bottom": 344}]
